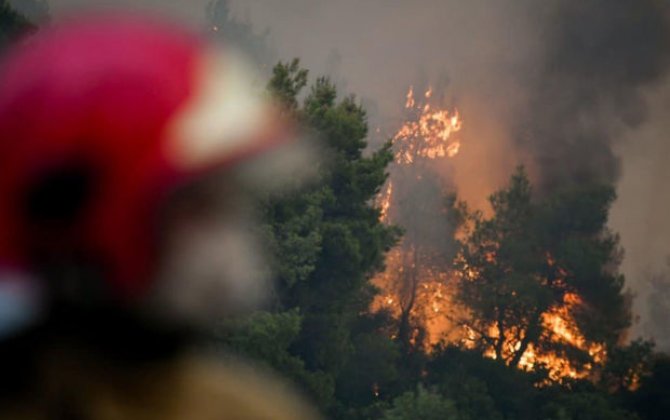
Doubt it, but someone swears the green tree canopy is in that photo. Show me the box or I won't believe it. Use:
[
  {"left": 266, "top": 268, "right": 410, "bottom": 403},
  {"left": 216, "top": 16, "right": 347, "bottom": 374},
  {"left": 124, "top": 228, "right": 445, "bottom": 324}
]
[
  {"left": 220, "top": 60, "right": 400, "bottom": 416},
  {"left": 454, "top": 167, "right": 630, "bottom": 373},
  {"left": 382, "top": 386, "right": 460, "bottom": 420}
]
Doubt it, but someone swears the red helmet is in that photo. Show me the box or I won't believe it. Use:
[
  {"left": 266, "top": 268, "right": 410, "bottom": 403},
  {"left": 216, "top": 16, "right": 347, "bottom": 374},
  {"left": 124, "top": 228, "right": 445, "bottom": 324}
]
[{"left": 0, "top": 13, "right": 295, "bottom": 310}]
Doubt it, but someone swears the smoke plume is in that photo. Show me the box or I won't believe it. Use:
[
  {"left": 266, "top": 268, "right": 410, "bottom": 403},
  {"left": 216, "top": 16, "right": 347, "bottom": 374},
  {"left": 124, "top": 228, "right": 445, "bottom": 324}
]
[{"left": 518, "top": 0, "right": 670, "bottom": 192}]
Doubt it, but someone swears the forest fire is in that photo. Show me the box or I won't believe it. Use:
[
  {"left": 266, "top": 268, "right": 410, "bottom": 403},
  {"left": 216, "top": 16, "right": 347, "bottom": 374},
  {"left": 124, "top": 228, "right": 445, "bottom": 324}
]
[
  {"left": 373, "top": 85, "right": 464, "bottom": 349},
  {"left": 393, "top": 86, "right": 462, "bottom": 164},
  {"left": 373, "top": 86, "right": 606, "bottom": 384},
  {"left": 474, "top": 292, "right": 607, "bottom": 382},
  {"left": 377, "top": 86, "right": 462, "bottom": 223},
  {"left": 0, "top": 2, "right": 665, "bottom": 417},
  {"left": 528, "top": 297, "right": 607, "bottom": 381}
]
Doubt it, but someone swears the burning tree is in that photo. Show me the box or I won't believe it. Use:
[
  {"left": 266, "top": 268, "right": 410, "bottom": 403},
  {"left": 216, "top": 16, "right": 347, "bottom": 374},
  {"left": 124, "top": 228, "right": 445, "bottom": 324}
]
[
  {"left": 373, "top": 86, "right": 631, "bottom": 384},
  {"left": 374, "top": 86, "right": 463, "bottom": 353},
  {"left": 454, "top": 167, "right": 631, "bottom": 381}
]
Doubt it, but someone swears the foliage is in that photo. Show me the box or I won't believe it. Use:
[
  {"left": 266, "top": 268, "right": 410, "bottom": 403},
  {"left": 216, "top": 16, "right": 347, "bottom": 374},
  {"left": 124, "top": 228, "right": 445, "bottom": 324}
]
[
  {"left": 628, "top": 354, "right": 670, "bottom": 420},
  {"left": 267, "top": 58, "right": 308, "bottom": 113},
  {"left": 219, "top": 59, "right": 399, "bottom": 416},
  {"left": 334, "top": 312, "right": 400, "bottom": 408},
  {"left": 454, "top": 166, "right": 631, "bottom": 372},
  {"left": 600, "top": 339, "right": 654, "bottom": 393},
  {"left": 428, "top": 345, "right": 535, "bottom": 419},
  {"left": 214, "top": 310, "right": 335, "bottom": 408},
  {"left": 382, "top": 386, "right": 460, "bottom": 420},
  {"left": 540, "top": 390, "right": 639, "bottom": 420}
]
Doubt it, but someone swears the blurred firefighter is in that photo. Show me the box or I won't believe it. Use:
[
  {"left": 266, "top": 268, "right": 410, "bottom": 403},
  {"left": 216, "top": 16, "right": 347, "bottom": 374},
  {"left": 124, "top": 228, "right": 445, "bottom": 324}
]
[{"left": 0, "top": 12, "right": 319, "bottom": 420}]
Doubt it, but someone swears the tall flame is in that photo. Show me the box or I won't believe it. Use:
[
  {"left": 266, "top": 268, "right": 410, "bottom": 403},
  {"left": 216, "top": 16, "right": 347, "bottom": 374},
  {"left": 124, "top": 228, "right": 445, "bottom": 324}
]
[
  {"left": 376, "top": 86, "right": 462, "bottom": 222},
  {"left": 373, "top": 86, "right": 464, "bottom": 347}
]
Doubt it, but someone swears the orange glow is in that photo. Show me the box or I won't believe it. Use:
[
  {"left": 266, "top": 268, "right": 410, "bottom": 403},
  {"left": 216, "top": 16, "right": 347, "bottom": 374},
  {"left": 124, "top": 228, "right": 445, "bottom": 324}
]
[
  {"left": 371, "top": 87, "right": 606, "bottom": 383},
  {"left": 372, "top": 86, "right": 464, "bottom": 347},
  {"left": 379, "top": 181, "right": 393, "bottom": 223},
  {"left": 375, "top": 86, "right": 462, "bottom": 221},
  {"left": 371, "top": 247, "right": 464, "bottom": 347},
  {"left": 460, "top": 290, "right": 605, "bottom": 382},
  {"left": 459, "top": 256, "right": 607, "bottom": 382},
  {"left": 514, "top": 292, "right": 606, "bottom": 382},
  {"left": 393, "top": 86, "right": 462, "bottom": 164}
]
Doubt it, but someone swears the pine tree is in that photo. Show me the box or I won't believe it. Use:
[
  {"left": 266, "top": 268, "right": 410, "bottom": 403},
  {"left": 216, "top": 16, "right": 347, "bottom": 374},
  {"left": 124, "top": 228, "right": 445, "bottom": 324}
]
[{"left": 455, "top": 167, "right": 630, "bottom": 373}]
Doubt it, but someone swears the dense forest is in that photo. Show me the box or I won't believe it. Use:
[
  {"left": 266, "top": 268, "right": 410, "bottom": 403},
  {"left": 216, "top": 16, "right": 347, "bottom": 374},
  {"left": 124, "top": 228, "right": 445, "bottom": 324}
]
[
  {"left": 2, "top": 1, "right": 670, "bottom": 419},
  {"left": 216, "top": 62, "right": 670, "bottom": 419}
]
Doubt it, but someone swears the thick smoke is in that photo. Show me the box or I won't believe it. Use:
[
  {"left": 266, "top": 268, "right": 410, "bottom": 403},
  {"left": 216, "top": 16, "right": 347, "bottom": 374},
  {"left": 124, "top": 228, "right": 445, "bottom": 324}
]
[{"left": 519, "top": 0, "right": 670, "bottom": 192}]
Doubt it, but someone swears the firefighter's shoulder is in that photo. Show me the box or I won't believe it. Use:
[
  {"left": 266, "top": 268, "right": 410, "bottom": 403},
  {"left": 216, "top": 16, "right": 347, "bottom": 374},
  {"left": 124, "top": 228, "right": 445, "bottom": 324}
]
[
  {"left": 2, "top": 351, "right": 322, "bottom": 420},
  {"left": 89, "top": 353, "right": 322, "bottom": 420}
]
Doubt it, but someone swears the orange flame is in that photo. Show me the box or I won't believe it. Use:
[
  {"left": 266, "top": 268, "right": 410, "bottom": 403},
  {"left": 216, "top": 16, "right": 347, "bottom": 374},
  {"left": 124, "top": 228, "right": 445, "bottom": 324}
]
[
  {"left": 372, "top": 86, "right": 607, "bottom": 384},
  {"left": 463, "top": 292, "right": 606, "bottom": 383},
  {"left": 379, "top": 181, "right": 393, "bottom": 223},
  {"left": 375, "top": 87, "right": 462, "bottom": 221},
  {"left": 393, "top": 86, "right": 462, "bottom": 164},
  {"left": 525, "top": 293, "right": 606, "bottom": 381},
  {"left": 372, "top": 86, "right": 466, "bottom": 347}
]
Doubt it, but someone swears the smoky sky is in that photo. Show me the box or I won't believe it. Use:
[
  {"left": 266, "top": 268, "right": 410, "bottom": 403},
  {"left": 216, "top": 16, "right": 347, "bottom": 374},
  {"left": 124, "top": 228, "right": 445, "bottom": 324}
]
[
  {"left": 519, "top": 0, "right": 670, "bottom": 192},
  {"left": 12, "top": 0, "right": 670, "bottom": 347}
]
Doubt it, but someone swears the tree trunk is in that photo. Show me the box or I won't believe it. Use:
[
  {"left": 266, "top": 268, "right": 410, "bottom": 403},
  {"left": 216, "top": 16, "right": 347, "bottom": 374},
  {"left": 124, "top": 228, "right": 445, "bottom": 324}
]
[
  {"left": 494, "top": 311, "right": 505, "bottom": 361},
  {"left": 398, "top": 246, "right": 419, "bottom": 354},
  {"left": 509, "top": 314, "right": 541, "bottom": 368}
]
